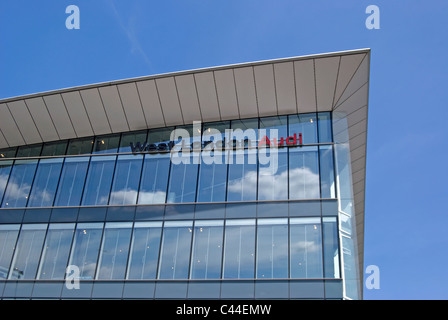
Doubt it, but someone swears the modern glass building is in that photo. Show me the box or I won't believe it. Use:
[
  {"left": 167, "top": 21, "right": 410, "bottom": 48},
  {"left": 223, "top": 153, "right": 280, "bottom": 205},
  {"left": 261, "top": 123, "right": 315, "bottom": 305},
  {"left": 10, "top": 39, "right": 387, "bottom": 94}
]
[{"left": 0, "top": 49, "right": 370, "bottom": 300}]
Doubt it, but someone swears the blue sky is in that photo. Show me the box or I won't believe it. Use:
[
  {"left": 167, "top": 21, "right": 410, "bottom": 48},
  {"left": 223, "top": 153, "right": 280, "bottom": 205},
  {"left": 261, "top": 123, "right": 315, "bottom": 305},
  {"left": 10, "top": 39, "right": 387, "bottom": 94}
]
[{"left": 1, "top": 0, "right": 447, "bottom": 299}]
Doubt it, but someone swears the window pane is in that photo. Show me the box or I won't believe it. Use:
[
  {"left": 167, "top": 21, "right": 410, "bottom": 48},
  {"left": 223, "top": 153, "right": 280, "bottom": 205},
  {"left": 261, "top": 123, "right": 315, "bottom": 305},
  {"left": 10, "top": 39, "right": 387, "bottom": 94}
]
[
  {"left": 93, "top": 134, "right": 120, "bottom": 154},
  {"left": 318, "top": 112, "right": 333, "bottom": 143},
  {"left": 67, "top": 137, "right": 93, "bottom": 155},
  {"left": 41, "top": 141, "right": 68, "bottom": 157},
  {"left": 81, "top": 156, "right": 116, "bottom": 206},
  {"left": 138, "top": 153, "right": 170, "bottom": 204},
  {"left": 2, "top": 159, "right": 38, "bottom": 208},
  {"left": 289, "top": 146, "right": 320, "bottom": 199},
  {"left": 37, "top": 223, "right": 75, "bottom": 280},
  {"left": 231, "top": 118, "right": 258, "bottom": 148},
  {"left": 27, "top": 158, "right": 64, "bottom": 207},
  {"left": 223, "top": 219, "right": 255, "bottom": 279},
  {"left": 54, "top": 157, "right": 90, "bottom": 206},
  {"left": 96, "top": 222, "right": 132, "bottom": 280},
  {"left": 258, "top": 148, "right": 288, "bottom": 200},
  {"left": 202, "top": 121, "right": 230, "bottom": 144},
  {"left": 323, "top": 217, "right": 340, "bottom": 279},
  {"left": 319, "top": 145, "right": 336, "bottom": 198},
  {"left": 16, "top": 144, "right": 42, "bottom": 158},
  {"left": 259, "top": 116, "right": 287, "bottom": 142},
  {"left": 119, "top": 130, "right": 148, "bottom": 153},
  {"left": 9, "top": 224, "right": 47, "bottom": 279},
  {"left": 0, "top": 147, "right": 17, "bottom": 159},
  {"left": 109, "top": 155, "right": 143, "bottom": 205},
  {"left": 256, "top": 219, "right": 288, "bottom": 279},
  {"left": 147, "top": 127, "right": 174, "bottom": 145},
  {"left": 158, "top": 221, "right": 193, "bottom": 279},
  {"left": 0, "top": 225, "right": 20, "bottom": 279},
  {"left": 0, "top": 160, "right": 13, "bottom": 203},
  {"left": 127, "top": 222, "right": 162, "bottom": 279},
  {"left": 197, "top": 151, "right": 228, "bottom": 202},
  {"left": 69, "top": 223, "right": 103, "bottom": 280},
  {"left": 288, "top": 113, "right": 317, "bottom": 144},
  {"left": 227, "top": 149, "right": 257, "bottom": 201},
  {"left": 167, "top": 155, "right": 198, "bottom": 203},
  {"left": 290, "top": 218, "right": 323, "bottom": 279},
  {"left": 190, "top": 220, "right": 224, "bottom": 279}
]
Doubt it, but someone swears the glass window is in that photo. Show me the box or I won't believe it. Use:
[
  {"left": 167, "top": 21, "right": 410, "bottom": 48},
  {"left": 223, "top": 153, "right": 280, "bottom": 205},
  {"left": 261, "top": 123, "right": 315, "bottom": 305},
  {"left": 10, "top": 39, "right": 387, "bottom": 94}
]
[
  {"left": 37, "top": 223, "right": 75, "bottom": 280},
  {"left": 1, "top": 159, "right": 38, "bottom": 208},
  {"left": 167, "top": 155, "right": 199, "bottom": 203},
  {"left": 289, "top": 146, "right": 320, "bottom": 200},
  {"left": 197, "top": 151, "right": 228, "bottom": 202},
  {"left": 0, "top": 160, "right": 13, "bottom": 203},
  {"left": 226, "top": 149, "right": 257, "bottom": 201},
  {"left": 323, "top": 217, "right": 340, "bottom": 279},
  {"left": 93, "top": 134, "right": 120, "bottom": 154},
  {"left": 289, "top": 113, "right": 317, "bottom": 144},
  {"left": 109, "top": 155, "right": 143, "bottom": 205},
  {"left": 290, "top": 218, "right": 323, "bottom": 279},
  {"left": 81, "top": 155, "right": 116, "bottom": 206},
  {"left": 223, "top": 219, "right": 255, "bottom": 279},
  {"left": 41, "top": 141, "right": 68, "bottom": 157},
  {"left": 158, "top": 221, "right": 193, "bottom": 279},
  {"left": 259, "top": 116, "right": 288, "bottom": 143},
  {"left": 320, "top": 145, "right": 336, "bottom": 198},
  {"left": 147, "top": 127, "right": 175, "bottom": 145},
  {"left": 54, "top": 157, "right": 90, "bottom": 207},
  {"left": 318, "top": 112, "right": 333, "bottom": 143},
  {"left": 8, "top": 224, "right": 47, "bottom": 279},
  {"left": 230, "top": 118, "right": 258, "bottom": 148},
  {"left": 119, "top": 130, "right": 148, "bottom": 153},
  {"left": 96, "top": 222, "right": 132, "bottom": 280},
  {"left": 67, "top": 137, "right": 94, "bottom": 155},
  {"left": 190, "top": 220, "right": 224, "bottom": 279},
  {"left": 16, "top": 144, "right": 42, "bottom": 158},
  {"left": 256, "top": 218, "right": 288, "bottom": 279},
  {"left": 258, "top": 148, "right": 288, "bottom": 200},
  {"left": 27, "top": 158, "right": 64, "bottom": 207},
  {"left": 0, "top": 147, "right": 17, "bottom": 159},
  {"left": 138, "top": 153, "right": 170, "bottom": 204},
  {"left": 127, "top": 222, "right": 162, "bottom": 280},
  {"left": 68, "top": 223, "right": 104, "bottom": 280},
  {"left": 0, "top": 225, "right": 20, "bottom": 279}
]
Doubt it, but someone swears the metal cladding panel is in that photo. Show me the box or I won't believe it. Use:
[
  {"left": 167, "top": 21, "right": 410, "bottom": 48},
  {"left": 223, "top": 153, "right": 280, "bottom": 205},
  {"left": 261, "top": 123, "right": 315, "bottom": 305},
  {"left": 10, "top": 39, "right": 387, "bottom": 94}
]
[
  {"left": 155, "top": 77, "right": 183, "bottom": 126},
  {"left": 274, "top": 62, "right": 297, "bottom": 115},
  {"left": 315, "top": 56, "right": 340, "bottom": 112},
  {"left": 79, "top": 88, "right": 112, "bottom": 135},
  {"left": 117, "top": 83, "right": 148, "bottom": 131},
  {"left": 175, "top": 74, "right": 202, "bottom": 124},
  {"left": 0, "top": 130, "right": 8, "bottom": 149},
  {"left": 254, "top": 64, "right": 277, "bottom": 117},
  {"left": 61, "top": 91, "right": 94, "bottom": 137},
  {"left": 294, "top": 59, "right": 317, "bottom": 114},
  {"left": 333, "top": 53, "right": 366, "bottom": 107},
  {"left": 335, "top": 55, "right": 369, "bottom": 107},
  {"left": 7, "top": 100, "right": 42, "bottom": 144},
  {"left": 234, "top": 67, "right": 258, "bottom": 118},
  {"left": 136, "top": 80, "right": 166, "bottom": 128},
  {"left": 42, "top": 94, "right": 76, "bottom": 140},
  {"left": 98, "top": 86, "right": 129, "bottom": 133},
  {"left": 214, "top": 69, "right": 239, "bottom": 120},
  {"left": 194, "top": 72, "right": 221, "bottom": 122},
  {"left": 25, "top": 97, "right": 59, "bottom": 141}
]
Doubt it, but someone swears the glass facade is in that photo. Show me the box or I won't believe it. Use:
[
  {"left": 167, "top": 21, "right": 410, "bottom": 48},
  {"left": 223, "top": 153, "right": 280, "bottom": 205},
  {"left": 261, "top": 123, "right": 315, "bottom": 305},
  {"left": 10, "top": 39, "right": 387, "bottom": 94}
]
[{"left": 0, "top": 112, "right": 352, "bottom": 300}]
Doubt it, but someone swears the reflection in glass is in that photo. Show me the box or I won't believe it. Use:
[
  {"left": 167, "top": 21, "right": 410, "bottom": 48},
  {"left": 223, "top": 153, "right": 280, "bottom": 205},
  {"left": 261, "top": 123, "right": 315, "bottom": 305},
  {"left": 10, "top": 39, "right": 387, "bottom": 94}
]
[
  {"left": 223, "top": 219, "right": 255, "bottom": 279},
  {"left": 37, "top": 223, "right": 75, "bottom": 280},
  {"left": 0, "top": 225, "right": 20, "bottom": 279},
  {"left": 323, "top": 217, "right": 340, "bottom": 278},
  {"left": 227, "top": 149, "right": 257, "bottom": 201},
  {"left": 318, "top": 112, "right": 333, "bottom": 143},
  {"left": 119, "top": 130, "right": 148, "bottom": 153},
  {"left": 8, "top": 224, "right": 47, "bottom": 279},
  {"left": 259, "top": 116, "right": 287, "bottom": 141},
  {"left": 256, "top": 219, "right": 288, "bottom": 279},
  {"left": 109, "top": 155, "right": 143, "bottom": 205},
  {"left": 158, "top": 221, "right": 193, "bottom": 279},
  {"left": 93, "top": 134, "right": 120, "bottom": 154},
  {"left": 69, "top": 223, "right": 103, "bottom": 280},
  {"left": 0, "top": 160, "right": 13, "bottom": 203},
  {"left": 127, "top": 222, "right": 162, "bottom": 279},
  {"left": 96, "top": 222, "right": 132, "bottom": 280},
  {"left": 81, "top": 156, "right": 116, "bottom": 206},
  {"left": 67, "top": 137, "right": 93, "bottom": 155},
  {"left": 167, "top": 155, "right": 198, "bottom": 203},
  {"left": 319, "top": 145, "right": 336, "bottom": 198},
  {"left": 0, "top": 147, "right": 17, "bottom": 159},
  {"left": 258, "top": 148, "right": 288, "bottom": 201},
  {"left": 289, "top": 146, "right": 320, "bottom": 199},
  {"left": 190, "top": 220, "right": 223, "bottom": 279},
  {"left": 27, "top": 158, "right": 63, "bottom": 207},
  {"left": 147, "top": 127, "right": 174, "bottom": 145},
  {"left": 54, "top": 157, "right": 90, "bottom": 207},
  {"left": 41, "top": 141, "right": 68, "bottom": 157},
  {"left": 230, "top": 118, "right": 258, "bottom": 148},
  {"left": 1, "top": 159, "right": 38, "bottom": 208},
  {"left": 16, "top": 144, "right": 42, "bottom": 158},
  {"left": 290, "top": 218, "right": 323, "bottom": 279},
  {"left": 138, "top": 153, "right": 170, "bottom": 204},
  {"left": 288, "top": 113, "right": 317, "bottom": 144},
  {"left": 197, "top": 151, "right": 228, "bottom": 202}
]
